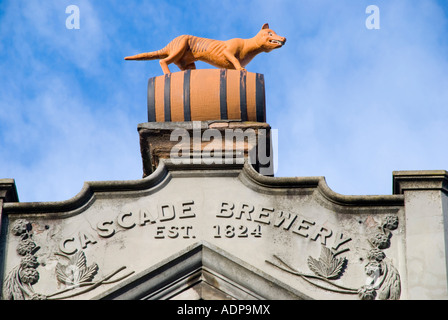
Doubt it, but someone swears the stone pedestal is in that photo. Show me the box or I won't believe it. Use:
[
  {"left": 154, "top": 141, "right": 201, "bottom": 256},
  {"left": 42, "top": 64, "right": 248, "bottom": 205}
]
[{"left": 138, "top": 121, "right": 274, "bottom": 177}]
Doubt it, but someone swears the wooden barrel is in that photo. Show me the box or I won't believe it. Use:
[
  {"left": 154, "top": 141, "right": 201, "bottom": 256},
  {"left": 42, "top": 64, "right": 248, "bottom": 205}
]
[{"left": 147, "top": 69, "right": 266, "bottom": 122}]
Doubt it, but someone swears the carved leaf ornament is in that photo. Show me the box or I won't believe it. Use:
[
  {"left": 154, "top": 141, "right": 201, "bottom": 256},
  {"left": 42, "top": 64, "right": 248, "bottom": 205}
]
[
  {"left": 267, "top": 215, "right": 402, "bottom": 300},
  {"left": 55, "top": 251, "right": 99, "bottom": 286},
  {"left": 3, "top": 219, "right": 133, "bottom": 300},
  {"left": 307, "top": 246, "right": 346, "bottom": 280}
]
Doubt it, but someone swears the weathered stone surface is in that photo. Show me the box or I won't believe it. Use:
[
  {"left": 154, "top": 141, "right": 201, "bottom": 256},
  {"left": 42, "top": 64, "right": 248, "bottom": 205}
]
[
  {"left": 1, "top": 158, "right": 412, "bottom": 300},
  {"left": 393, "top": 170, "right": 448, "bottom": 299},
  {"left": 138, "top": 121, "right": 273, "bottom": 177},
  {"left": 2, "top": 136, "right": 448, "bottom": 300}
]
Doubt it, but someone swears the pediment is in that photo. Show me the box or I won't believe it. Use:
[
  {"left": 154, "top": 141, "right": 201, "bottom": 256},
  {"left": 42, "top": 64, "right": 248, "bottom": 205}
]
[
  {"left": 2, "top": 160, "right": 405, "bottom": 300},
  {"left": 100, "top": 242, "right": 309, "bottom": 300}
]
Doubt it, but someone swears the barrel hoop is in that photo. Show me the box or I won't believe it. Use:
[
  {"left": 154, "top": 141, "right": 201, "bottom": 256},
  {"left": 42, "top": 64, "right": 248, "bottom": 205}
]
[
  {"left": 164, "top": 73, "right": 171, "bottom": 121},
  {"left": 239, "top": 71, "right": 248, "bottom": 121},
  {"left": 256, "top": 73, "right": 265, "bottom": 122},
  {"left": 183, "top": 70, "right": 191, "bottom": 121},
  {"left": 219, "top": 69, "right": 228, "bottom": 120},
  {"left": 147, "top": 77, "right": 156, "bottom": 122}
]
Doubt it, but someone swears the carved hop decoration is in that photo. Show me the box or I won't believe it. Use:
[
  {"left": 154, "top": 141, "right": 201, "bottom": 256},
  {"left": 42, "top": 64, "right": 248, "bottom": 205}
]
[
  {"left": 307, "top": 246, "right": 347, "bottom": 280},
  {"left": 266, "top": 215, "right": 401, "bottom": 299},
  {"left": 4, "top": 220, "right": 134, "bottom": 300},
  {"left": 56, "top": 251, "right": 98, "bottom": 287},
  {"left": 3, "top": 219, "right": 41, "bottom": 300}
]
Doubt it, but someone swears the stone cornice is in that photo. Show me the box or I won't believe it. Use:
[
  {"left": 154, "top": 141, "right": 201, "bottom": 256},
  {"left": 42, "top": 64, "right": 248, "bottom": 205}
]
[
  {"left": 3, "top": 160, "right": 406, "bottom": 216},
  {"left": 0, "top": 179, "right": 19, "bottom": 203},
  {"left": 241, "top": 161, "right": 404, "bottom": 208},
  {"left": 2, "top": 163, "right": 169, "bottom": 216},
  {"left": 393, "top": 170, "right": 448, "bottom": 195}
]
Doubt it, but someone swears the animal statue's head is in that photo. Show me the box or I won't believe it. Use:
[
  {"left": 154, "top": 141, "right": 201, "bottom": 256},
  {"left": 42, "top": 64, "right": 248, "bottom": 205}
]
[{"left": 255, "top": 23, "right": 286, "bottom": 52}]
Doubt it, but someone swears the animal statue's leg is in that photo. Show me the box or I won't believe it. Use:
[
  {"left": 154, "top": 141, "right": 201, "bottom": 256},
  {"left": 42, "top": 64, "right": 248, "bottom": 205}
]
[
  {"left": 159, "top": 38, "right": 189, "bottom": 74},
  {"left": 222, "top": 49, "right": 245, "bottom": 71},
  {"left": 159, "top": 60, "right": 171, "bottom": 74},
  {"left": 184, "top": 62, "right": 196, "bottom": 70},
  {"left": 175, "top": 61, "right": 196, "bottom": 71}
]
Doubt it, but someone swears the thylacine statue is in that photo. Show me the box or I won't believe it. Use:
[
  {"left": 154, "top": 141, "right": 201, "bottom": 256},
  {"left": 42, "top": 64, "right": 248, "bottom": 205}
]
[{"left": 124, "top": 23, "right": 286, "bottom": 74}]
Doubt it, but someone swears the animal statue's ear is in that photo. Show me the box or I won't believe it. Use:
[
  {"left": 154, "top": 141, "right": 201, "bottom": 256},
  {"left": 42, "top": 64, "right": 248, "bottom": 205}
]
[{"left": 262, "top": 23, "right": 269, "bottom": 30}]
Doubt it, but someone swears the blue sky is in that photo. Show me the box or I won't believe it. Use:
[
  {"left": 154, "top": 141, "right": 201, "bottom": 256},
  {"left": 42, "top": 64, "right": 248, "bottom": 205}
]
[{"left": 1, "top": 0, "right": 448, "bottom": 202}]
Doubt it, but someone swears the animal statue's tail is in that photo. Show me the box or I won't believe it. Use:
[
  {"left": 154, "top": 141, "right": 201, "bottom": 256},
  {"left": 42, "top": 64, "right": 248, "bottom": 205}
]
[{"left": 124, "top": 49, "right": 167, "bottom": 61}]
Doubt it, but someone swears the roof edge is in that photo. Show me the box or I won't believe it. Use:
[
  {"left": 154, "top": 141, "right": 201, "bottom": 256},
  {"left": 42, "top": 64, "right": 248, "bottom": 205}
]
[{"left": 241, "top": 161, "right": 404, "bottom": 207}]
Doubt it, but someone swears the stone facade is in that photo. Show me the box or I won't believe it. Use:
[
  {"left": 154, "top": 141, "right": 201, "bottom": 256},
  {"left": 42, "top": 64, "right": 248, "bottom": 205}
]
[
  {"left": 2, "top": 149, "right": 448, "bottom": 299},
  {"left": 1, "top": 71, "right": 448, "bottom": 300}
]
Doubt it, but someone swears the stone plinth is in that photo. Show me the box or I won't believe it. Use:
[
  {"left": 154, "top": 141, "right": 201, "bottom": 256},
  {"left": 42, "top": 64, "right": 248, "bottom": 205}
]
[{"left": 138, "top": 121, "right": 274, "bottom": 177}]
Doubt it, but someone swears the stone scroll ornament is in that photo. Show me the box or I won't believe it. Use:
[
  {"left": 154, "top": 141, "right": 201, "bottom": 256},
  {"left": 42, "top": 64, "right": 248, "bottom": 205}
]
[
  {"left": 124, "top": 23, "right": 286, "bottom": 74},
  {"left": 2, "top": 219, "right": 134, "bottom": 300},
  {"left": 267, "top": 215, "right": 401, "bottom": 300}
]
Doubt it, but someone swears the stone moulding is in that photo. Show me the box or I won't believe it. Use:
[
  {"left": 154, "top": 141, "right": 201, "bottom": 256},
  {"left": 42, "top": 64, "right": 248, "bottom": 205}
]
[
  {"left": 393, "top": 170, "right": 448, "bottom": 195},
  {"left": 0, "top": 179, "right": 19, "bottom": 202},
  {"left": 239, "top": 161, "right": 404, "bottom": 208},
  {"left": 2, "top": 159, "right": 404, "bottom": 216},
  {"left": 97, "top": 241, "right": 310, "bottom": 300},
  {"left": 1, "top": 160, "right": 170, "bottom": 216}
]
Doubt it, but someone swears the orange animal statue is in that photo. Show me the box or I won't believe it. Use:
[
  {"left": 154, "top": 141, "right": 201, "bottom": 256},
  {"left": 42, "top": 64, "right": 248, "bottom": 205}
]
[{"left": 124, "top": 23, "right": 286, "bottom": 74}]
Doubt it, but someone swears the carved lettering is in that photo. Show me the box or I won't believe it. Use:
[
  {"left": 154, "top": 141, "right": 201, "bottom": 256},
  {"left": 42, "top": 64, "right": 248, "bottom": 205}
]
[
  {"left": 97, "top": 220, "right": 115, "bottom": 238},
  {"left": 117, "top": 212, "right": 136, "bottom": 229},
  {"left": 238, "top": 225, "right": 248, "bottom": 237},
  {"left": 310, "top": 226, "right": 333, "bottom": 245},
  {"left": 139, "top": 209, "right": 156, "bottom": 226},
  {"left": 274, "top": 211, "right": 297, "bottom": 230},
  {"left": 293, "top": 219, "right": 315, "bottom": 238},
  {"left": 332, "top": 232, "right": 352, "bottom": 254},
  {"left": 168, "top": 226, "right": 179, "bottom": 238},
  {"left": 235, "top": 203, "right": 254, "bottom": 221},
  {"left": 213, "top": 224, "right": 262, "bottom": 238},
  {"left": 217, "top": 201, "right": 235, "bottom": 218},
  {"left": 79, "top": 231, "right": 97, "bottom": 249},
  {"left": 215, "top": 200, "right": 352, "bottom": 252},
  {"left": 159, "top": 205, "right": 176, "bottom": 222},
  {"left": 179, "top": 201, "right": 196, "bottom": 219},
  {"left": 59, "top": 237, "right": 77, "bottom": 255},
  {"left": 253, "top": 207, "right": 273, "bottom": 225},
  {"left": 182, "top": 226, "right": 194, "bottom": 238},
  {"left": 58, "top": 199, "right": 353, "bottom": 257},
  {"left": 154, "top": 226, "right": 165, "bottom": 239},
  {"left": 154, "top": 225, "right": 195, "bottom": 239}
]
